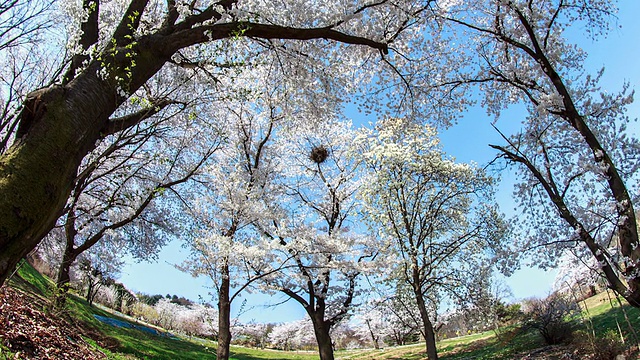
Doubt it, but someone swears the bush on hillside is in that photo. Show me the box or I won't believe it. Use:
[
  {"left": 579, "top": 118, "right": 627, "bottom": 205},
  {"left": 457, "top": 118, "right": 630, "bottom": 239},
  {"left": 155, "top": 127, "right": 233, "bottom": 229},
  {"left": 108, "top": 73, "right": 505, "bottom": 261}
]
[{"left": 522, "top": 292, "right": 579, "bottom": 345}]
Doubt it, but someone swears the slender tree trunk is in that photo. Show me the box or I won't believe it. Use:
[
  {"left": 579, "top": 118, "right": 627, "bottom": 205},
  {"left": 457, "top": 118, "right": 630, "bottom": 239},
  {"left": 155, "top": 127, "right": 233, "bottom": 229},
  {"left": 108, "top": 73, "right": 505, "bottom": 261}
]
[
  {"left": 365, "top": 319, "right": 380, "bottom": 349},
  {"left": 54, "top": 247, "right": 78, "bottom": 307},
  {"left": 55, "top": 213, "right": 80, "bottom": 307},
  {"left": 415, "top": 294, "right": 438, "bottom": 360},
  {"left": 86, "top": 280, "right": 94, "bottom": 305},
  {"left": 217, "top": 262, "right": 232, "bottom": 360},
  {"left": 411, "top": 268, "right": 438, "bottom": 360},
  {"left": 492, "top": 142, "right": 640, "bottom": 308}
]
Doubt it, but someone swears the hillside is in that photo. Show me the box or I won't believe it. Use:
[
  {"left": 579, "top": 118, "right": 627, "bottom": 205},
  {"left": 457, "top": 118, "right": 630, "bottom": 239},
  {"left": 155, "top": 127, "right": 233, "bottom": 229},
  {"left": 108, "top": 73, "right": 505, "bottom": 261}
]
[{"left": 1, "top": 261, "right": 639, "bottom": 359}]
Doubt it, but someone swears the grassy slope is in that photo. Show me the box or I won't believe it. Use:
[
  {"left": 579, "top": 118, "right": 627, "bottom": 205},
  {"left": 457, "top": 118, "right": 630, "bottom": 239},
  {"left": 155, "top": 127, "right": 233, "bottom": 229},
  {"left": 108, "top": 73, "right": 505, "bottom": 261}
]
[
  {"left": 6, "top": 262, "right": 319, "bottom": 360},
  {"left": 6, "top": 262, "right": 640, "bottom": 360},
  {"left": 346, "top": 291, "right": 640, "bottom": 360}
]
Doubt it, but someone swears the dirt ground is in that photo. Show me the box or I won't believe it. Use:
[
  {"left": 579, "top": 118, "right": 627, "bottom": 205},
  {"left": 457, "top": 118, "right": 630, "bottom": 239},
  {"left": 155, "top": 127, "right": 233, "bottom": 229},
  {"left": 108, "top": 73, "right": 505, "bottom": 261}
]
[{"left": 0, "top": 287, "right": 106, "bottom": 359}]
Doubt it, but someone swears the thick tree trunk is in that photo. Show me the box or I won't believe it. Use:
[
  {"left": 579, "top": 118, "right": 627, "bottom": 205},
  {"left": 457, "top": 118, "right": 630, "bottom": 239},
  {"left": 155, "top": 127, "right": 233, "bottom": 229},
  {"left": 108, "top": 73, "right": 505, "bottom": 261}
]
[
  {"left": 0, "top": 68, "right": 116, "bottom": 285},
  {"left": 0, "top": 5, "right": 389, "bottom": 287},
  {"left": 217, "top": 263, "right": 232, "bottom": 360},
  {"left": 0, "top": 38, "right": 169, "bottom": 285},
  {"left": 310, "top": 313, "right": 335, "bottom": 360}
]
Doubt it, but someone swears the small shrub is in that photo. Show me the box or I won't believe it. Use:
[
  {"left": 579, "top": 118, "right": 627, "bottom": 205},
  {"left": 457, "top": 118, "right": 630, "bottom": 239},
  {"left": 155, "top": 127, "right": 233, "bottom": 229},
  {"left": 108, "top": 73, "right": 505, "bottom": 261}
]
[
  {"left": 572, "top": 329, "right": 626, "bottom": 360},
  {"left": 522, "top": 292, "right": 579, "bottom": 345},
  {"left": 595, "top": 331, "right": 626, "bottom": 360}
]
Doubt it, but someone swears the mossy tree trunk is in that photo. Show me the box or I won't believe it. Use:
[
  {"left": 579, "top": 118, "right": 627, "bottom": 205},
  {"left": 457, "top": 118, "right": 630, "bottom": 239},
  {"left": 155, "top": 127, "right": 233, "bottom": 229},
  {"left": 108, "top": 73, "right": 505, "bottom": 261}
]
[
  {"left": 0, "top": 74, "right": 115, "bottom": 286},
  {"left": 0, "top": 53, "right": 167, "bottom": 285}
]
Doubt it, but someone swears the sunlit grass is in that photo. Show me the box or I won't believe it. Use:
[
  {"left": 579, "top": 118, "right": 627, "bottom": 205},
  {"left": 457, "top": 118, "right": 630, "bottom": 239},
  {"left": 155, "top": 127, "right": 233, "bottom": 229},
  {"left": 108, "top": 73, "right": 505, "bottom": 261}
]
[
  {"left": 578, "top": 290, "right": 640, "bottom": 339},
  {"left": 9, "top": 259, "right": 54, "bottom": 297}
]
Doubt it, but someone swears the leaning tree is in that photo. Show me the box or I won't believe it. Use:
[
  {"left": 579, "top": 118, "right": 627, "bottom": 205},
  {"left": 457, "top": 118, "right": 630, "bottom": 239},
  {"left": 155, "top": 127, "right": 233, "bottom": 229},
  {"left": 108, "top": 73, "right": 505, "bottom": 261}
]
[
  {"left": 0, "top": 0, "right": 444, "bottom": 285},
  {"left": 438, "top": 0, "right": 640, "bottom": 306}
]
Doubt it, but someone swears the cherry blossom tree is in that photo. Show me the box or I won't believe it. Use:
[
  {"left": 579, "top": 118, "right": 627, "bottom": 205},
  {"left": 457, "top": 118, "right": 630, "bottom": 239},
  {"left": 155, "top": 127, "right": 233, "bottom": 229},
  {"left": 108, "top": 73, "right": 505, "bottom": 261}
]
[
  {"left": 438, "top": 0, "right": 640, "bottom": 307},
  {"left": 48, "top": 106, "right": 220, "bottom": 307},
  {"left": 353, "top": 291, "right": 425, "bottom": 348},
  {"left": 0, "top": 0, "right": 445, "bottom": 286},
  {"left": 352, "top": 299, "right": 395, "bottom": 349},
  {"left": 458, "top": 268, "right": 519, "bottom": 339},
  {"left": 77, "top": 254, "right": 120, "bottom": 306},
  {"left": 250, "top": 119, "right": 384, "bottom": 360},
  {"left": 357, "top": 117, "right": 506, "bottom": 360},
  {"left": 329, "top": 321, "right": 361, "bottom": 350},
  {"left": 151, "top": 297, "right": 218, "bottom": 336},
  {"left": 235, "top": 321, "right": 272, "bottom": 349},
  {"left": 352, "top": 303, "right": 387, "bottom": 349},
  {"left": 553, "top": 251, "right": 602, "bottom": 297},
  {"left": 180, "top": 82, "right": 286, "bottom": 360},
  {"left": 268, "top": 319, "right": 316, "bottom": 351}
]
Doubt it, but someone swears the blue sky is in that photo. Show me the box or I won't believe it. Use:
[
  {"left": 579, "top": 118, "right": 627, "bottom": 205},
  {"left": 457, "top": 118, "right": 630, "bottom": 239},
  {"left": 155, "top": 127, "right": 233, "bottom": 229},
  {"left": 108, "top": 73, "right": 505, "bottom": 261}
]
[{"left": 118, "top": 1, "right": 640, "bottom": 324}]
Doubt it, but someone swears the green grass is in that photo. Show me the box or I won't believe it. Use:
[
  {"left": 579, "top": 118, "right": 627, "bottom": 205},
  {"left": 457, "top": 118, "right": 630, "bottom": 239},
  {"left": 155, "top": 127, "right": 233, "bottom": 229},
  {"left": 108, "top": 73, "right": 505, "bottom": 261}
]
[
  {"left": 228, "top": 347, "right": 319, "bottom": 360},
  {"left": 9, "top": 259, "right": 54, "bottom": 297},
  {"left": 439, "top": 329, "right": 544, "bottom": 360},
  {"left": 579, "top": 291, "right": 640, "bottom": 339},
  {"left": 435, "top": 291, "right": 640, "bottom": 360},
  {"left": 330, "top": 292, "right": 640, "bottom": 360},
  {"left": 7, "top": 261, "right": 321, "bottom": 360},
  {"left": 6, "top": 263, "right": 640, "bottom": 360},
  {"left": 8, "top": 262, "right": 216, "bottom": 359},
  {"left": 68, "top": 295, "right": 218, "bottom": 360}
]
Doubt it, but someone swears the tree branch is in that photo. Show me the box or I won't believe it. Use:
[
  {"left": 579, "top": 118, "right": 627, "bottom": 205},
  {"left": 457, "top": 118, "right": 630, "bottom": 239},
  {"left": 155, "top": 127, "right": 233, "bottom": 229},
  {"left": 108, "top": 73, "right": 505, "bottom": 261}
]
[
  {"left": 166, "top": 22, "right": 389, "bottom": 56},
  {"left": 112, "top": 0, "right": 148, "bottom": 43},
  {"left": 63, "top": 0, "right": 100, "bottom": 83},
  {"left": 100, "top": 99, "right": 182, "bottom": 137}
]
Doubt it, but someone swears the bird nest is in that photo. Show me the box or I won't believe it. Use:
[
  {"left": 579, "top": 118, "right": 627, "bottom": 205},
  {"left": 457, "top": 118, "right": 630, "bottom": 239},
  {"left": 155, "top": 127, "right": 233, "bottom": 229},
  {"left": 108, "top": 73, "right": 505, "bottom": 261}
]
[{"left": 309, "top": 145, "right": 329, "bottom": 164}]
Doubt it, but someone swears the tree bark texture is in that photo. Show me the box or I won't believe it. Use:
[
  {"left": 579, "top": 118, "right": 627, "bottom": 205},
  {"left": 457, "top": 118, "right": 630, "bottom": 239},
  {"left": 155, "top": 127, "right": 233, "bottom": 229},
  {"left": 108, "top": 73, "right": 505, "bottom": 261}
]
[
  {"left": 0, "top": 75, "right": 112, "bottom": 286},
  {"left": 508, "top": 2, "right": 640, "bottom": 308},
  {"left": 412, "top": 267, "right": 438, "bottom": 360},
  {"left": 53, "top": 246, "right": 77, "bottom": 308},
  {"left": 415, "top": 293, "right": 438, "bottom": 360},
  {"left": 0, "top": 40, "right": 168, "bottom": 285}
]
